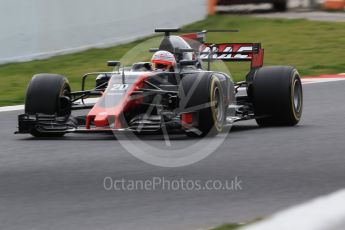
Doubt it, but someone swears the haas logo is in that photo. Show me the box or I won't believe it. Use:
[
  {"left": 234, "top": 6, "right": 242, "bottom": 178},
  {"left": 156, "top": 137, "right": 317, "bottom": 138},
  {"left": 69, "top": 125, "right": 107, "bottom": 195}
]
[{"left": 200, "top": 45, "right": 253, "bottom": 60}]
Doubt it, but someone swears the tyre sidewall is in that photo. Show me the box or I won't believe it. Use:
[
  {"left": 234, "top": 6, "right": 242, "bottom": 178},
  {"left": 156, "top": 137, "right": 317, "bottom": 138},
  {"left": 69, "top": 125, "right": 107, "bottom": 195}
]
[{"left": 253, "top": 66, "right": 303, "bottom": 126}]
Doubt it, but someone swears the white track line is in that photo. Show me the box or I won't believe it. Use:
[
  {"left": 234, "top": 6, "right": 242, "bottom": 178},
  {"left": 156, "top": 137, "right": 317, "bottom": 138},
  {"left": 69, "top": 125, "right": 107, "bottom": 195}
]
[
  {"left": 1, "top": 76, "right": 345, "bottom": 113},
  {"left": 301, "top": 77, "right": 345, "bottom": 85},
  {"left": 241, "top": 189, "right": 345, "bottom": 230},
  {"left": 0, "top": 105, "right": 24, "bottom": 112},
  {"left": 0, "top": 98, "right": 98, "bottom": 112}
]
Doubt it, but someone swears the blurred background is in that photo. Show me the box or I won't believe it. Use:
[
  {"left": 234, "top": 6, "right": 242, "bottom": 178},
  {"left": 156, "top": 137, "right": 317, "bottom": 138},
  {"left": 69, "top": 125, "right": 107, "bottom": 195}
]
[
  {"left": 1, "top": 0, "right": 343, "bottom": 64},
  {"left": 0, "top": 0, "right": 205, "bottom": 63}
]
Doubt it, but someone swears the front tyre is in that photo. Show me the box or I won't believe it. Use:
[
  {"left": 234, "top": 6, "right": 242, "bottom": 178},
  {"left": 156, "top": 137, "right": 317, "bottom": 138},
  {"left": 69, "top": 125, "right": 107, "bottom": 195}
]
[
  {"left": 252, "top": 66, "right": 303, "bottom": 126},
  {"left": 179, "top": 73, "right": 226, "bottom": 137},
  {"left": 25, "top": 74, "right": 71, "bottom": 137}
]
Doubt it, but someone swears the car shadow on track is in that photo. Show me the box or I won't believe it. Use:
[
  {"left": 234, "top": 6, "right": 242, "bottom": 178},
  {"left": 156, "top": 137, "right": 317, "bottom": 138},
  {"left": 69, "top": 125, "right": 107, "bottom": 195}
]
[
  {"left": 15, "top": 124, "right": 263, "bottom": 141},
  {"left": 230, "top": 124, "right": 261, "bottom": 132}
]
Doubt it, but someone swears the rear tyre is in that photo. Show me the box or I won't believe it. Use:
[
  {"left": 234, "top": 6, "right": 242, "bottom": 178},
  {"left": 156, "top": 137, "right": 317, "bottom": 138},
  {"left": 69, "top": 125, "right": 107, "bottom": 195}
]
[
  {"left": 179, "top": 73, "right": 226, "bottom": 137},
  {"left": 252, "top": 66, "right": 303, "bottom": 126},
  {"left": 25, "top": 74, "right": 71, "bottom": 137}
]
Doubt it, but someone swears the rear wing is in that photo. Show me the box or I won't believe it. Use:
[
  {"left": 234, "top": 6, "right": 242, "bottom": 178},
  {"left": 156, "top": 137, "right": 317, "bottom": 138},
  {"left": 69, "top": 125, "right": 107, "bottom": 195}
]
[
  {"left": 199, "top": 43, "right": 264, "bottom": 69},
  {"left": 180, "top": 32, "right": 264, "bottom": 69}
]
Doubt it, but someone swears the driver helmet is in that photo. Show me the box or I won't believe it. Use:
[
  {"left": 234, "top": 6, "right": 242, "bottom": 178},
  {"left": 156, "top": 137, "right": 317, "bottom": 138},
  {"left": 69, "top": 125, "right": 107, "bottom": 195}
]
[{"left": 151, "top": 51, "right": 176, "bottom": 71}]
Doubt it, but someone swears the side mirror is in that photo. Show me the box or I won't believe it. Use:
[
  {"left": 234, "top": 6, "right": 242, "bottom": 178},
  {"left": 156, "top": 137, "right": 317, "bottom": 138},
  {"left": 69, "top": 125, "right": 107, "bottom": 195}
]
[
  {"left": 149, "top": 48, "right": 159, "bottom": 53},
  {"left": 107, "top": 61, "right": 121, "bottom": 67}
]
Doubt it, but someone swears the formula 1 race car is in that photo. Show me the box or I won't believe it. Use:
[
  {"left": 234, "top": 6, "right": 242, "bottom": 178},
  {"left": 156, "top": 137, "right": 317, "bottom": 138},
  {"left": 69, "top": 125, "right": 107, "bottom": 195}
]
[{"left": 16, "top": 28, "right": 303, "bottom": 137}]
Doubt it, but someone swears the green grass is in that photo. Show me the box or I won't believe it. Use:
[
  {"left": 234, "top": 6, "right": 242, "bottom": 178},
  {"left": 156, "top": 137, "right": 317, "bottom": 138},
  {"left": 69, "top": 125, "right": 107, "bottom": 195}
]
[
  {"left": 0, "top": 15, "right": 344, "bottom": 106},
  {"left": 212, "top": 217, "right": 263, "bottom": 229},
  {"left": 212, "top": 223, "right": 244, "bottom": 230}
]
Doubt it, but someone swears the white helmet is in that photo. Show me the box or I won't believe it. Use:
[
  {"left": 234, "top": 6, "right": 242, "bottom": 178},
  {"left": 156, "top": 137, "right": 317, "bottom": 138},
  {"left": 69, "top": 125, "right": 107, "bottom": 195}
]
[{"left": 151, "top": 51, "right": 176, "bottom": 71}]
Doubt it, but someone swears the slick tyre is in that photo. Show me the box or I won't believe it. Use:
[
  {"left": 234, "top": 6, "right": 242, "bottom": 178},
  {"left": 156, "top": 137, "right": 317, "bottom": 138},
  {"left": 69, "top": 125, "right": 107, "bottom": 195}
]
[
  {"left": 252, "top": 66, "right": 303, "bottom": 126},
  {"left": 179, "top": 73, "right": 226, "bottom": 137},
  {"left": 25, "top": 74, "right": 71, "bottom": 137}
]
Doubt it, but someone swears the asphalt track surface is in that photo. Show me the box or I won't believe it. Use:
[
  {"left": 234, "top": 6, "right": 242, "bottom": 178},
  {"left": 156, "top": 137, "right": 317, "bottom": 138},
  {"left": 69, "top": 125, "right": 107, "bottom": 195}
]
[{"left": 1, "top": 80, "right": 345, "bottom": 230}]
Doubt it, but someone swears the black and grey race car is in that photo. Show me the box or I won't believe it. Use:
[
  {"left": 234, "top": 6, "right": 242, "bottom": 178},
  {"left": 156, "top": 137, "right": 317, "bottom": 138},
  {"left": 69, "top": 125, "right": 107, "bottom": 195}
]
[{"left": 16, "top": 28, "right": 303, "bottom": 137}]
